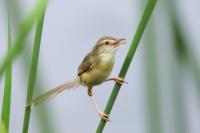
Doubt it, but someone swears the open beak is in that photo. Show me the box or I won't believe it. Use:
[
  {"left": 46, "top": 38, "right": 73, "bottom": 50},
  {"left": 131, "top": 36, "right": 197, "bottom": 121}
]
[{"left": 113, "top": 38, "right": 126, "bottom": 48}]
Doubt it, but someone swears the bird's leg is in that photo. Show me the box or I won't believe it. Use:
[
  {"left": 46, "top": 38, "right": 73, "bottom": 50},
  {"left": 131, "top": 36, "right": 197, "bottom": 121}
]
[
  {"left": 88, "top": 88, "right": 110, "bottom": 122},
  {"left": 105, "top": 76, "right": 128, "bottom": 85}
]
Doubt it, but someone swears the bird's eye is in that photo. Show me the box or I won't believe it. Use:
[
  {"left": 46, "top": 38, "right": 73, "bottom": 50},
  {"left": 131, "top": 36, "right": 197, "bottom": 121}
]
[{"left": 105, "top": 41, "right": 109, "bottom": 45}]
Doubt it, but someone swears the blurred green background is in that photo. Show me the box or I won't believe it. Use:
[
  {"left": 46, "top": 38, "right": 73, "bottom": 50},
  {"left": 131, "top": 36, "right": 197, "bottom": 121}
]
[{"left": 0, "top": 0, "right": 199, "bottom": 133}]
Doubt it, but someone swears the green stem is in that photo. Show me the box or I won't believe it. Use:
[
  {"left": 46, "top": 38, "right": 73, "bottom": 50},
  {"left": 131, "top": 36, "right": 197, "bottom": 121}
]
[
  {"left": 167, "top": 2, "right": 189, "bottom": 133},
  {"left": 22, "top": 7, "right": 46, "bottom": 133},
  {"left": 0, "top": 0, "right": 47, "bottom": 77},
  {"left": 21, "top": 49, "right": 56, "bottom": 133},
  {"left": 1, "top": 6, "right": 12, "bottom": 133},
  {"left": 168, "top": 0, "right": 200, "bottom": 99},
  {"left": 96, "top": 0, "right": 157, "bottom": 132},
  {"left": 6, "top": 1, "right": 55, "bottom": 132},
  {"left": 144, "top": 18, "right": 162, "bottom": 133}
]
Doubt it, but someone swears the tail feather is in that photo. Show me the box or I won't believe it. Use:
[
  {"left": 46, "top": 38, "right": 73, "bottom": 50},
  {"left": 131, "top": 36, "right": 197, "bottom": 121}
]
[{"left": 26, "top": 80, "right": 79, "bottom": 107}]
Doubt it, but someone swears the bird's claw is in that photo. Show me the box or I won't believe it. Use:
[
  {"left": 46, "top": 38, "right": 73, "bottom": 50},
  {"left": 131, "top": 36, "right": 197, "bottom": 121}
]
[
  {"left": 98, "top": 112, "right": 110, "bottom": 122},
  {"left": 105, "top": 77, "right": 128, "bottom": 85},
  {"left": 113, "top": 77, "right": 128, "bottom": 85}
]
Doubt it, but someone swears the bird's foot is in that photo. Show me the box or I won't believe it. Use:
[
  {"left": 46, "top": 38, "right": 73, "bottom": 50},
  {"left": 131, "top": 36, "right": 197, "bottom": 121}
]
[
  {"left": 107, "top": 77, "right": 128, "bottom": 85},
  {"left": 98, "top": 111, "right": 110, "bottom": 122}
]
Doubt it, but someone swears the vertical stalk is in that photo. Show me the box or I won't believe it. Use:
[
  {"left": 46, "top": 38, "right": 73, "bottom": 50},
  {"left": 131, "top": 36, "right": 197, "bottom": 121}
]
[
  {"left": 0, "top": 0, "right": 47, "bottom": 76},
  {"left": 96, "top": 0, "right": 157, "bottom": 132},
  {"left": 21, "top": 50, "right": 56, "bottom": 133},
  {"left": 22, "top": 7, "right": 46, "bottom": 133},
  {"left": 143, "top": 19, "right": 162, "bottom": 133},
  {"left": 6, "top": 1, "right": 55, "bottom": 132},
  {"left": 0, "top": 122, "right": 7, "bottom": 133},
  {"left": 169, "top": 1, "right": 200, "bottom": 99},
  {"left": 168, "top": 2, "right": 189, "bottom": 133},
  {"left": 0, "top": 5, "right": 12, "bottom": 133}
]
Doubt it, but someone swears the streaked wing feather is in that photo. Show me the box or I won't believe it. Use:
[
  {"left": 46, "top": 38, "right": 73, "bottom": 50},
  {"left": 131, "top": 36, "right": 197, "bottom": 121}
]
[{"left": 78, "top": 53, "right": 93, "bottom": 76}]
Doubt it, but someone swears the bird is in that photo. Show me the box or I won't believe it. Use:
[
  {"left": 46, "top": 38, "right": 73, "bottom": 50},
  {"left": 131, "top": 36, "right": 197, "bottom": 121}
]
[{"left": 27, "top": 36, "right": 127, "bottom": 121}]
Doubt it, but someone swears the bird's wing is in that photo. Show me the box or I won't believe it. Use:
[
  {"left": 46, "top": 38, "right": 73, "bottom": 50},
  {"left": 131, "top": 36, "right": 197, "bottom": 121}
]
[{"left": 78, "top": 53, "right": 96, "bottom": 76}]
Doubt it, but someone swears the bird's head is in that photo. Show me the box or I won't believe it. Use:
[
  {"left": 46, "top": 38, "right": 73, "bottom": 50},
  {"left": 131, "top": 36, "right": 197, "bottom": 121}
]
[{"left": 93, "top": 36, "right": 126, "bottom": 55}]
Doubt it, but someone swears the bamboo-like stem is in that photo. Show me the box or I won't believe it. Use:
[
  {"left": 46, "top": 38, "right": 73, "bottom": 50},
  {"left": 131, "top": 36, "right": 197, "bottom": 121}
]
[
  {"left": 22, "top": 7, "right": 46, "bottom": 133},
  {"left": 0, "top": 6, "right": 12, "bottom": 133},
  {"left": 96, "top": 0, "right": 157, "bottom": 132},
  {"left": 0, "top": 0, "right": 47, "bottom": 76}
]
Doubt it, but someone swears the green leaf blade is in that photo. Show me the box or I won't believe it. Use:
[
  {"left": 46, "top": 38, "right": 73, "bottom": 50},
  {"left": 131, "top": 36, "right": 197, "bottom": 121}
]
[
  {"left": 1, "top": 8, "right": 12, "bottom": 133},
  {"left": 22, "top": 4, "right": 47, "bottom": 133},
  {"left": 96, "top": 0, "right": 157, "bottom": 132}
]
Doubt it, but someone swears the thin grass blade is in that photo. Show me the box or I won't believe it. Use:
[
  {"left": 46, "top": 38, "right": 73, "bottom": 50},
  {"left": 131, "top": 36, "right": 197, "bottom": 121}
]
[
  {"left": 0, "top": 0, "right": 47, "bottom": 77},
  {"left": 0, "top": 121, "right": 7, "bottom": 133},
  {"left": 143, "top": 19, "right": 163, "bottom": 133},
  {"left": 22, "top": 6, "right": 47, "bottom": 133},
  {"left": 0, "top": 5, "right": 12, "bottom": 133},
  {"left": 167, "top": 1, "right": 190, "bottom": 133},
  {"left": 96, "top": 0, "right": 157, "bottom": 132},
  {"left": 6, "top": 1, "right": 56, "bottom": 132}
]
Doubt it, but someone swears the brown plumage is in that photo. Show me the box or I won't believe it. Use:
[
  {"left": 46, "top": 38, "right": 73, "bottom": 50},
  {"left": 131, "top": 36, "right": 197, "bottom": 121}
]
[{"left": 27, "top": 36, "right": 126, "bottom": 121}]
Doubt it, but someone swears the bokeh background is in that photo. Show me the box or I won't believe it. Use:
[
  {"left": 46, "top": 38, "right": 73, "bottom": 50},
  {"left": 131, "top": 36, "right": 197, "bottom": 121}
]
[{"left": 0, "top": 0, "right": 200, "bottom": 133}]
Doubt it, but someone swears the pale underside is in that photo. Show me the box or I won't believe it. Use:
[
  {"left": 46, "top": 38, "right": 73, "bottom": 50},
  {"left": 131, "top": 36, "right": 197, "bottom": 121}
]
[{"left": 78, "top": 52, "right": 115, "bottom": 87}]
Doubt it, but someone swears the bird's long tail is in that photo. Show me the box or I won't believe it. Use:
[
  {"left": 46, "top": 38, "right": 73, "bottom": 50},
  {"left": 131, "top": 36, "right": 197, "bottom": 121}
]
[{"left": 26, "top": 78, "right": 80, "bottom": 107}]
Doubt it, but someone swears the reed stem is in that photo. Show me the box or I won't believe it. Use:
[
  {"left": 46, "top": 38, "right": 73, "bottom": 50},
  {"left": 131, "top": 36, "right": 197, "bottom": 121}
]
[
  {"left": 0, "top": 5, "right": 12, "bottom": 133},
  {"left": 22, "top": 6, "right": 46, "bottom": 133},
  {"left": 96, "top": 0, "right": 157, "bottom": 132}
]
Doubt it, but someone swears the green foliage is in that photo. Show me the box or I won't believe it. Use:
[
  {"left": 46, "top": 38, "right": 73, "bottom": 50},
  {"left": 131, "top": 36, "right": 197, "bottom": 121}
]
[
  {"left": 0, "top": 0, "right": 48, "bottom": 76},
  {"left": 144, "top": 20, "right": 162, "bottom": 133},
  {"left": 0, "top": 1, "right": 199, "bottom": 133},
  {"left": 0, "top": 121, "right": 7, "bottom": 133},
  {"left": 0, "top": 6, "right": 12, "bottom": 133},
  {"left": 22, "top": 5, "right": 47, "bottom": 133},
  {"left": 170, "top": 4, "right": 200, "bottom": 98}
]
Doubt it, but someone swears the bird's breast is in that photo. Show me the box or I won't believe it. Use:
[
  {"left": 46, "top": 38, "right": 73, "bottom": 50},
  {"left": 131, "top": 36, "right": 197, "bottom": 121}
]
[{"left": 81, "top": 53, "right": 115, "bottom": 86}]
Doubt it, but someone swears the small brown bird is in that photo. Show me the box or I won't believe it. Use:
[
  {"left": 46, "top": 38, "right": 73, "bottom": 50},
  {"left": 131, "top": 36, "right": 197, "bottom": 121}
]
[{"left": 27, "top": 36, "right": 127, "bottom": 121}]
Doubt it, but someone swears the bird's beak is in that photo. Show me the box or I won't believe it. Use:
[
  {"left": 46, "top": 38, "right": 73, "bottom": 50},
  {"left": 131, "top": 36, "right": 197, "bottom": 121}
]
[{"left": 113, "top": 38, "right": 126, "bottom": 48}]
